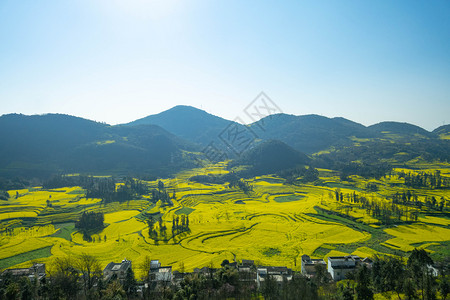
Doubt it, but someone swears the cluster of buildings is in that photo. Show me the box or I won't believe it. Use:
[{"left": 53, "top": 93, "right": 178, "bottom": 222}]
[
  {"left": 1, "top": 254, "right": 375, "bottom": 288},
  {"left": 100, "top": 254, "right": 375, "bottom": 288}
]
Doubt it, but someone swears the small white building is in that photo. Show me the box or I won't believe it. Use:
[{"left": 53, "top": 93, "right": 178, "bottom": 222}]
[
  {"left": 256, "top": 266, "right": 292, "bottom": 288},
  {"left": 327, "top": 256, "right": 358, "bottom": 281},
  {"left": 149, "top": 260, "right": 173, "bottom": 283}
]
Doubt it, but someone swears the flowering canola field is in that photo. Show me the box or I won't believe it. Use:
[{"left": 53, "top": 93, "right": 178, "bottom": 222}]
[{"left": 0, "top": 162, "right": 449, "bottom": 278}]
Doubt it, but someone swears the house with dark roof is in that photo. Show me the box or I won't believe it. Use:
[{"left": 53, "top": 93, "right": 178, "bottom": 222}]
[
  {"left": 2, "top": 263, "right": 46, "bottom": 282},
  {"left": 301, "top": 255, "right": 326, "bottom": 278},
  {"left": 327, "top": 256, "right": 358, "bottom": 281},
  {"left": 256, "top": 266, "right": 292, "bottom": 288},
  {"left": 103, "top": 259, "right": 132, "bottom": 282},
  {"left": 237, "top": 259, "right": 256, "bottom": 283}
]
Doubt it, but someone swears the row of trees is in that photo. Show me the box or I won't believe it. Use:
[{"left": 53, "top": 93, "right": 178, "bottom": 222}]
[
  {"left": 189, "top": 174, "right": 254, "bottom": 194},
  {"left": 43, "top": 175, "right": 148, "bottom": 204},
  {"left": 398, "top": 170, "right": 450, "bottom": 189},
  {"left": 150, "top": 181, "right": 173, "bottom": 205},
  {"left": 146, "top": 213, "right": 191, "bottom": 243},
  {"left": 172, "top": 214, "right": 190, "bottom": 235},
  {"left": 333, "top": 188, "right": 447, "bottom": 225},
  {"left": 392, "top": 191, "right": 447, "bottom": 211},
  {"left": 87, "top": 178, "right": 147, "bottom": 204},
  {"left": 341, "top": 249, "right": 450, "bottom": 300}
]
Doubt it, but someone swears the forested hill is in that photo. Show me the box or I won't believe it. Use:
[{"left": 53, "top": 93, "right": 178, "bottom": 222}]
[
  {"left": 433, "top": 124, "right": 450, "bottom": 139},
  {"left": 368, "top": 121, "right": 434, "bottom": 139},
  {"left": 125, "top": 106, "right": 447, "bottom": 155},
  {"left": 0, "top": 113, "right": 197, "bottom": 178},
  {"left": 249, "top": 114, "right": 372, "bottom": 154},
  {"left": 231, "top": 139, "right": 310, "bottom": 176},
  {"left": 1, "top": 108, "right": 449, "bottom": 180},
  {"left": 124, "top": 105, "right": 245, "bottom": 146}
]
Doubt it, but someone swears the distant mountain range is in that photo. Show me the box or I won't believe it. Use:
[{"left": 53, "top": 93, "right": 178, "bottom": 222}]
[
  {"left": 0, "top": 113, "right": 197, "bottom": 178},
  {"left": 0, "top": 106, "right": 448, "bottom": 179},
  {"left": 124, "top": 105, "right": 448, "bottom": 153}
]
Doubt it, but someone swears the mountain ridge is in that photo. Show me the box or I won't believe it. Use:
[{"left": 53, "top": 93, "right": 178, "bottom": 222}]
[{"left": 1, "top": 107, "right": 448, "bottom": 179}]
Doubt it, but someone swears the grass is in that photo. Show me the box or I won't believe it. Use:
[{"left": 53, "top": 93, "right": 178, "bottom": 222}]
[
  {"left": 175, "top": 207, "right": 195, "bottom": 215},
  {"left": 263, "top": 247, "right": 281, "bottom": 257},
  {"left": 51, "top": 223, "right": 75, "bottom": 241},
  {"left": 0, "top": 246, "right": 52, "bottom": 269},
  {"left": 310, "top": 207, "right": 396, "bottom": 256},
  {"left": 273, "top": 195, "right": 305, "bottom": 203}
]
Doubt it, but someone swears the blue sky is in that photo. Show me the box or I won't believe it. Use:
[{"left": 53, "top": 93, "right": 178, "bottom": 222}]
[{"left": 1, "top": 0, "right": 449, "bottom": 130}]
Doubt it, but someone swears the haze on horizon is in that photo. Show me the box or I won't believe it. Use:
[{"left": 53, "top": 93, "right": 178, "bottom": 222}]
[{"left": 1, "top": 1, "right": 449, "bottom": 131}]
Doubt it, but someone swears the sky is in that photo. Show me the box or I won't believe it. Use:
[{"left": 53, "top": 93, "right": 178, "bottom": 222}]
[{"left": 0, "top": 0, "right": 449, "bottom": 131}]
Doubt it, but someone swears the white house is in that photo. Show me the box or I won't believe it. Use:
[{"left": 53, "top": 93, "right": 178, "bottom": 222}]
[{"left": 327, "top": 256, "right": 358, "bottom": 281}]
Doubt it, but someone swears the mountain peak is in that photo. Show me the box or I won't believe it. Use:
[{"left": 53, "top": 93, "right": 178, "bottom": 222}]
[{"left": 125, "top": 105, "right": 236, "bottom": 144}]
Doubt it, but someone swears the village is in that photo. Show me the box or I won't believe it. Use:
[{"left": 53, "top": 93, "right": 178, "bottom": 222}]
[{"left": 0, "top": 254, "right": 378, "bottom": 296}]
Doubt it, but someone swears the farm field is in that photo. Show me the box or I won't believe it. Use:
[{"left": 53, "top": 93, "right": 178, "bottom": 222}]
[{"left": 0, "top": 162, "right": 449, "bottom": 278}]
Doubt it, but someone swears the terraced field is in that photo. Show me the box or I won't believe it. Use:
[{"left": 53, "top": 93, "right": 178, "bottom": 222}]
[{"left": 0, "top": 162, "right": 449, "bottom": 278}]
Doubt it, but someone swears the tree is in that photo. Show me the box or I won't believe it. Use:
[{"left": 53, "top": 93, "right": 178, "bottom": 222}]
[
  {"left": 102, "top": 280, "right": 126, "bottom": 300},
  {"left": 262, "top": 275, "right": 279, "bottom": 300},
  {"left": 76, "top": 253, "right": 102, "bottom": 298},
  {"left": 439, "top": 277, "right": 450, "bottom": 300},
  {"left": 48, "top": 257, "right": 80, "bottom": 299},
  {"left": 356, "top": 265, "right": 373, "bottom": 300},
  {"left": 5, "top": 282, "right": 20, "bottom": 300},
  {"left": 140, "top": 256, "right": 152, "bottom": 300},
  {"left": 158, "top": 180, "right": 164, "bottom": 191},
  {"left": 123, "top": 267, "right": 137, "bottom": 298},
  {"left": 407, "top": 248, "right": 435, "bottom": 300}
]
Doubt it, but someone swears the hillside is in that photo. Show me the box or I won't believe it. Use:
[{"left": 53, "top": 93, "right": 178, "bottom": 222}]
[
  {"left": 368, "top": 121, "right": 434, "bottom": 140},
  {"left": 0, "top": 114, "right": 196, "bottom": 178},
  {"left": 231, "top": 139, "right": 310, "bottom": 176},
  {"left": 125, "top": 105, "right": 243, "bottom": 146},
  {"left": 1, "top": 108, "right": 448, "bottom": 180},
  {"left": 249, "top": 113, "right": 373, "bottom": 154},
  {"left": 433, "top": 124, "right": 450, "bottom": 139}
]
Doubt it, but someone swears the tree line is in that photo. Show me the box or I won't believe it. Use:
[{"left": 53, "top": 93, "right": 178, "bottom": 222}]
[
  {"left": 333, "top": 188, "right": 447, "bottom": 225},
  {"left": 398, "top": 170, "right": 450, "bottom": 189},
  {"left": 43, "top": 175, "right": 148, "bottom": 204}
]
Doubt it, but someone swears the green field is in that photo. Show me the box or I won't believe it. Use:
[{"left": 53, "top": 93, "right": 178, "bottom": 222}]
[{"left": 0, "top": 161, "right": 449, "bottom": 278}]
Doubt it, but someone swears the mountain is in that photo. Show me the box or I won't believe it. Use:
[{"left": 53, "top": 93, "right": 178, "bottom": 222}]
[
  {"left": 433, "top": 124, "right": 450, "bottom": 139},
  {"left": 125, "top": 105, "right": 241, "bottom": 146},
  {"left": 249, "top": 114, "right": 373, "bottom": 154},
  {"left": 1, "top": 109, "right": 448, "bottom": 180},
  {"left": 0, "top": 114, "right": 196, "bottom": 178},
  {"left": 231, "top": 140, "right": 310, "bottom": 176},
  {"left": 368, "top": 121, "right": 433, "bottom": 139}
]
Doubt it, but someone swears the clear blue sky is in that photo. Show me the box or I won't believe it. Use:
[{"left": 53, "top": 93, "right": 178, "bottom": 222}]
[{"left": 1, "top": 0, "right": 449, "bottom": 130}]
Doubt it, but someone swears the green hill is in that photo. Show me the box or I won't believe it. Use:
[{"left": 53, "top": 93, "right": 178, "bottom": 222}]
[
  {"left": 0, "top": 114, "right": 197, "bottom": 178},
  {"left": 249, "top": 113, "right": 373, "bottom": 154},
  {"left": 231, "top": 139, "right": 310, "bottom": 176},
  {"left": 368, "top": 121, "right": 434, "bottom": 140},
  {"left": 125, "top": 105, "right": 242, "bottom": 146}
]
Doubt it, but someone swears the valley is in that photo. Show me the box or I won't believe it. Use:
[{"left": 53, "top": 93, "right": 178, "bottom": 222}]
[{"left": 1, "top": 161, "right": 449, "bottom": 279}]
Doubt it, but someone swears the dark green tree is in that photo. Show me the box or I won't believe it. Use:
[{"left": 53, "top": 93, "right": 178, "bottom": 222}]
[
  {"left": 123, "top": 267, "right": 137, "bottom": 298},
  {"left": 356, "top": 265, "right": 373, "bottom": 300},
  {"left": 407, "top": 248, "right": 435, "bottom": 300}
]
